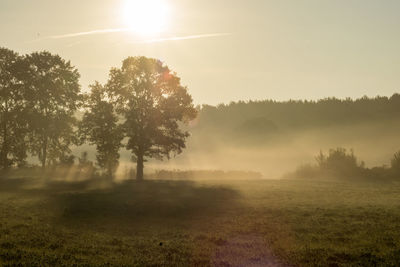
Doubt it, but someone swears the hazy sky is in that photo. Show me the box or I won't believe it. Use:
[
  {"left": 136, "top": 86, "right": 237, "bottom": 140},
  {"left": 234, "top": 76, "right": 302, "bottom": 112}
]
[{"left": 1, "top": 0, "right": 400, "bottom": 105}]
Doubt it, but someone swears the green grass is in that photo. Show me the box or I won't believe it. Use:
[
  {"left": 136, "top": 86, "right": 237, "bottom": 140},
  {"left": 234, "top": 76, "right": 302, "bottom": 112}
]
[{"left": 1, "top": 175, "right": 400, "bottom": 266}]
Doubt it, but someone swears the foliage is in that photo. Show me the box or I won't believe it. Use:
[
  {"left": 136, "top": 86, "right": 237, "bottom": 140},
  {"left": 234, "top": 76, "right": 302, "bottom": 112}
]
[
  {"left": 289, "top": 148, "right": 365, "bottom": 179},
  {"left": 106, "top": 57, "right": 197, "bottom": 180},
  {"left": 75, "top": 151, "right": 95, "bottom": 176},
  {"left": 289, "top": 148, "right": 400, "bottom": 180},
  {"left": 0, "top": 47, "right": 29, "bottom": 169},
  {"left": 24, "top": 51, "right": 81, "bottom": 167},
  {"left": 195, "top": 95, "right": 400, "bottom": 145},
  {"left": 78, "top": 151, "right": 93, "bottom": 167},
  {"left": 59, "top": 154, "right": 75, "bottom": 166},
  {"left": 0, "top": 48, "right": 198, "bottom": 175},
  {"left": 286, "top": 163, "right": 318, "bottom": 179},
  {"left": 79, "top": 83, "right": 123, "bottom": 176},
  {"left": 316, "top": 147, "right": 364, "bottom": 176},
  {"left": 391, "top": 151, "right": 400, "bottom": 173}
]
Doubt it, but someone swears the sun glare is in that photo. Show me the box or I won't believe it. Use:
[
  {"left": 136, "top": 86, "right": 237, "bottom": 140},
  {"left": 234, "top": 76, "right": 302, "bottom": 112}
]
[{"left": 123, "top": 0, "right": 170, "bottom": 36}]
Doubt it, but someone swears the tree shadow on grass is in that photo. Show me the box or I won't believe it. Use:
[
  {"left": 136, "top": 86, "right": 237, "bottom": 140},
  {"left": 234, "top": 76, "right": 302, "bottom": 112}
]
[
  {"left": 0, "top": 174, "right": 106, "bottom": 195},
  {"left": 0, "top": 176, "right": 32, "bottom": 192},
  {"left": 50, "top": 179, "right": 242, "bottom": 225}
]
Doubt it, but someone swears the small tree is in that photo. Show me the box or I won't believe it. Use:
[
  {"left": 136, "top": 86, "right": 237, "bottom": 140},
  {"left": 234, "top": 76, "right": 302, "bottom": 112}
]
[
  {"left": 79, "top": 82, "right": 123, "bottom": 177},
  {"left": 59, "top": 154, "right": 75, "bottom": 166},
  {"left": 77, "top": 151, "right": 94, "bottom": 175},
  {"left": 78, "top": 151, "right": 92, "bottom": 167},
  {"left": 391, "top": 151, "right": 400, "bottom": 174},
  {"left": 24, "top": 51, "right": 81, "bottom": 168},
  {"left": 107, "top": 57, "right": 197, "bottom": 180}
]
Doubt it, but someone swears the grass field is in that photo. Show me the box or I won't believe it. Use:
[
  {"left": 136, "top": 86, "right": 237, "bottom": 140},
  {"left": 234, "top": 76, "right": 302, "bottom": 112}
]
[{"left": 1, "top": 175, "right": 400, "bottom": 266}]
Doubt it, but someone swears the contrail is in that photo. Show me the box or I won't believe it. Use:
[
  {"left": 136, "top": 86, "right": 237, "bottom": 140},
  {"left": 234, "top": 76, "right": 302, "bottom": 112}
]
[
  {"left": 30, "top": 28, "right": 232, "bottom": 44},
  {"left": 46, "top": 28, "right": 131, "bottom": 39},
  {"left": 133, "top": 33, "right": 232, "bottom": 44},
  {"left": 31, "top": 29, "right": 231, "bottom": 43}
]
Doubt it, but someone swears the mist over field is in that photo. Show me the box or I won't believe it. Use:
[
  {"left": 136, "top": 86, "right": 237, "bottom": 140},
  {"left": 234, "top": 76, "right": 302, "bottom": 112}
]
[
  {"left": 70, "top": 95, "right": 400, "bottom": 178},
  {"left": 168, "top": 119, "right": 400, "bottom": 178},
  {"left": 2, "top": 0, "right": 400, "bottom": 266},
  {"left": 2, "top": 49, "right": 400, "bottom": 265}
]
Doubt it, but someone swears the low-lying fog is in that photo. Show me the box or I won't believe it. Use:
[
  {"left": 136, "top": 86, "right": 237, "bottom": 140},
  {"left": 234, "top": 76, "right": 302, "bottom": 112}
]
[{"left": 70, "top": 119, "right": 400, "bottom": 179}]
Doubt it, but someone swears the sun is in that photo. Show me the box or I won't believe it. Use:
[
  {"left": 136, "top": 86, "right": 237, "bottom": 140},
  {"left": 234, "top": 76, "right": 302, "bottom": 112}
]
[{"left": 122, "top": 0, "right": 170, "bottom": 36}]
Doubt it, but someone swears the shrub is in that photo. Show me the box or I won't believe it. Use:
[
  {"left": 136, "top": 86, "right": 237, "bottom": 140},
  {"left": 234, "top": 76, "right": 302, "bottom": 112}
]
[
  {"left": 290, "top": 148, "right": 365, "bottom": 179},
  {"left": 316, "top": 148, "right": 364, "bottom": 175},
  {"left": 287, "top": 164, "right": 319, "bottom": 179},
  {"left": 59, "top": 155, "right": 75, "bottom": 166},
  {"left": 391, "top": 151, "right": 400, "bottom": 172}
]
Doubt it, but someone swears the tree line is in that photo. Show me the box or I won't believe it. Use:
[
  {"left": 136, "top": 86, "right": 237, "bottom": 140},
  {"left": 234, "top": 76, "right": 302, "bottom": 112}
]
[
  {"left": 0, "top": 47, "right": 197, "bottom": 180},
  {"left": 186, "top": 93, "right": 400, "bottom": 149},
  {"left": 197, "top": 94, "right": 400, "bottom": 133}
]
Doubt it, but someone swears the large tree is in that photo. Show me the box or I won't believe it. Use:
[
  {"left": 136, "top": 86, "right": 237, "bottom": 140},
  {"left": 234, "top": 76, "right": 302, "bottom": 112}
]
[
  {"left": 0, "top": 48, "right": 29, "bottom": 169},
  {"left": 79, "top": 82, "right": 123, "bottom": 177},
  {"left": 24, "top": 51, "right": 81, "bottom": 168},
  {"left": 107, "top": 57, "right": 197, "bottom": 180}
]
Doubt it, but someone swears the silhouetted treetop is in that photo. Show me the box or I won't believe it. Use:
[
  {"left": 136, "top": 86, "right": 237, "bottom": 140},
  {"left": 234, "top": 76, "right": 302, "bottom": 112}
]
[
  {"left": 24, "top": 51, "right": 81, "bottom": 168},
  {"left": 0, "top": 47, "right": 29, "bottom": 169},
  {"left": 79, "top": 82, "right": 123, "bottom": 177},
  {"left": 106, "top": 57, "right": 197, "bottom": 180}
]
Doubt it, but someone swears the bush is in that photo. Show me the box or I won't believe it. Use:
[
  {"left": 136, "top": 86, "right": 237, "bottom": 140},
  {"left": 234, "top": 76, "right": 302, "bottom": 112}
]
[
  {"left": 286, "top": 164, "right": 318, "bottom": 179},
  {"left": 391, "top": 151, "right": 400, "bottom": 172},
  {"left": 290, "top": 148, "right": 365, "bottom": 179},
  {"left": 289, "top": 148, "right": 400, "bottom": 181},
  {"left": 59, "top": 155, "right": 75, "bottom": 166},
  {"left": 316, "top": 148, "right": 364, "bottom": 176}
]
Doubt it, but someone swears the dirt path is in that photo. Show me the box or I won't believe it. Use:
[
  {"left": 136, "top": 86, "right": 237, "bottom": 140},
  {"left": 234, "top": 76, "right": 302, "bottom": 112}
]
[{"left": 211, "top": 234, "right": 288, "bottom": 267}]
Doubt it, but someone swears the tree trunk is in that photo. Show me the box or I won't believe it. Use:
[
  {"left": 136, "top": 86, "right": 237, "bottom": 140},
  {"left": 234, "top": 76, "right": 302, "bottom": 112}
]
[
  {"left": 42, "top": 108, "right": 49, "bottom": 169},
  {"left": 0, "top": 146, "right": 8, "bottom": 170},
  {"left": 0, "top": 104, "right": 9, "bottom": 170},
  {"left": 41, "top": 136, "right": 47, "bottom": 169},
  {"left": 1, "top": 110, "right": 9, "bottom": 170},
  {"left": 106, "top": 161, "right": 113, "bottom": 179},
  {"left": 136, "top": 152, "right": 144, "bottom": 181}
]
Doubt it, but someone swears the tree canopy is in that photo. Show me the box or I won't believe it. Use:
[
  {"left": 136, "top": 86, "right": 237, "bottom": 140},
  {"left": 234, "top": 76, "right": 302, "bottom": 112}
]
[
  {"left": 0, "top": 48, "right": 29, "bottom": 169},
  {"left": 24, "top": 51, "right": 81, "bottom": 168},
  {"left": 0, "top": 48, "right": 198, "bottom": 177},
  {"left": 106, "top": 57, "right": 197, "bottom": 180},
  {"left": 79, "top": 82, "right": 123, "bottom": 176}
]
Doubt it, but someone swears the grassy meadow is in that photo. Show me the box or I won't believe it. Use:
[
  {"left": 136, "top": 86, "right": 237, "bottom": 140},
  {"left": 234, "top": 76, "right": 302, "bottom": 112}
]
[{"left": 1, "top": 174, "right": 400, "bottom": 266}]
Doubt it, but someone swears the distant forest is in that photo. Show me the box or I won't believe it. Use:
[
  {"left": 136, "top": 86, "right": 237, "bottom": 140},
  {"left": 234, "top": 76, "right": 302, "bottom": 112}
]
[{"left": 194, "top": 94, "right": 400, "bottom": 137}]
